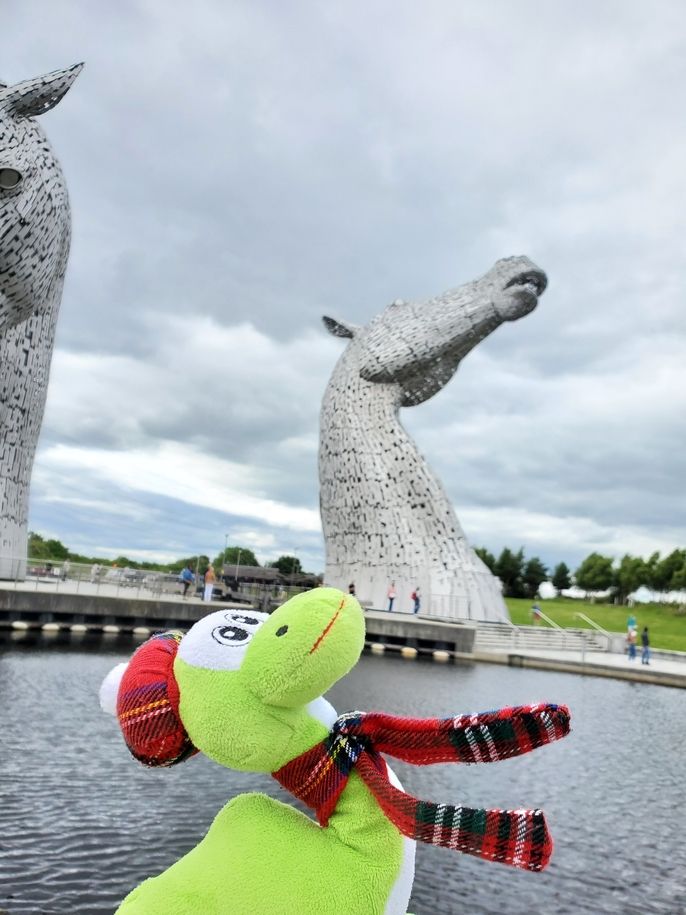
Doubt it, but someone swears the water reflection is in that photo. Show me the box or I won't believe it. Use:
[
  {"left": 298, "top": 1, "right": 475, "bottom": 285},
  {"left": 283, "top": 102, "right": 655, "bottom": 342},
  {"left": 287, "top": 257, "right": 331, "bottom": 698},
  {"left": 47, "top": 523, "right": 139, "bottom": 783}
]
[{"left": 1, "top": 639, "right": 685, "bottom": 914}]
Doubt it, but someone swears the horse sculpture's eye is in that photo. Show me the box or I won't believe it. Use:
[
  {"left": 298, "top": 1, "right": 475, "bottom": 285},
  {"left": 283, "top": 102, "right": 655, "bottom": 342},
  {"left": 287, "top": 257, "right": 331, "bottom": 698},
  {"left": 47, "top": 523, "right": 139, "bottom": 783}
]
[
  {"left": 212, "top": 624, "right": 250, "bottom": 646},
  {"left": 0, "top": 168, "right": 22, "bottom": 190}
]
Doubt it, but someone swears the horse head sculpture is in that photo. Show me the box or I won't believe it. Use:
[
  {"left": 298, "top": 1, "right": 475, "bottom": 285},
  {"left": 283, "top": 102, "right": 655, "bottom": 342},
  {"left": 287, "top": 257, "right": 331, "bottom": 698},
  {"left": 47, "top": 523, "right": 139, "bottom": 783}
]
[
  {"left": 0, "top": 64, "right": 82, "bottom": 576},
  {"left": 319, "top": 256, "right": 547, "bottom": 619}
]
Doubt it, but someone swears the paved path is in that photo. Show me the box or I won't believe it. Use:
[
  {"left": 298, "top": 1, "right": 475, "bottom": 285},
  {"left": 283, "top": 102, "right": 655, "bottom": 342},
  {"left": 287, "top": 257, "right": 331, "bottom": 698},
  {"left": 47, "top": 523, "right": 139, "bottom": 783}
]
[
  {"left": 0, "top": 577, "right": 208, "bottom": 604},
  {"left": 2, "top": 578, "right": 684, "bottom": 688},
  {"left": 473, "top": 645, "right": 686, "bottom": 689}
]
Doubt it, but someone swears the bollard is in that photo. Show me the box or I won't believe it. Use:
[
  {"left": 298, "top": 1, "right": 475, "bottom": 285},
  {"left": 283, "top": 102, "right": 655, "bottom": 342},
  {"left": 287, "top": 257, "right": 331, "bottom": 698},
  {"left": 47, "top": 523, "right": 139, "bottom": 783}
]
[
  {"left": 400, "top": 646, "right": 417, "bottom": 660},
  {"left": 102, "top": 624, "right": 120, "bottom": 634},
  {"left": 70, "top": 623, "right": 88, "bottom": 633},
  {"left": 42, "top": 622, "right": 60, "bottom": 633},
  {"left": 432, "top": 650, "right": 450, "bottom": 663},
  {"left": 370, "top": 642, "right": 385, "bottom": 655},
  {"left": 12, "top": 620, "right": 29, "bottom": 630},
  {"left": 133, "top": 626, "right": 151, "bottom": 637}
]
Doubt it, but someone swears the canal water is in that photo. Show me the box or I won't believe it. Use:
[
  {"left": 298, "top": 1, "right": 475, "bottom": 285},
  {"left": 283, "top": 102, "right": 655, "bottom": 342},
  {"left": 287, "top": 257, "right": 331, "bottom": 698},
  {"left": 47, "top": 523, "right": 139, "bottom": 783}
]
[{"left": 1, "top": 633, "right": 685, "bottom": 914}]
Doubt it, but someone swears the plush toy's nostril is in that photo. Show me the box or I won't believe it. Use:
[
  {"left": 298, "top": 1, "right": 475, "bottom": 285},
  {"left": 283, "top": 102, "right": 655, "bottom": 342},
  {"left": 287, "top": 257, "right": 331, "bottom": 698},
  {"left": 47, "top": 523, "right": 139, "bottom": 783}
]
[{"left": 276, "top": 626, "right": 288, "bottom": 637}]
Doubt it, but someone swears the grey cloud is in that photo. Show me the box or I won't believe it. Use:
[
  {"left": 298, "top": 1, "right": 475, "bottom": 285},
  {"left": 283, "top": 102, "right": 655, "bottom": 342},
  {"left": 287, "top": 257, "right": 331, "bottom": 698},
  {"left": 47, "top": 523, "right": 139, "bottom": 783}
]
[{"left": 2, "top": 0, "right": 683, "bottom": 566}]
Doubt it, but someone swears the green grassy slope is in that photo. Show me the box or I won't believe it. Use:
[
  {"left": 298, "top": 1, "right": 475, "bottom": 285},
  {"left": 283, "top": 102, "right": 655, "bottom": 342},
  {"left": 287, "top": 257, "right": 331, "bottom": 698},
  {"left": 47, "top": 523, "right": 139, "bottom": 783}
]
[{"left": 504, "top": 597, "right": 686, "bottom": 652}]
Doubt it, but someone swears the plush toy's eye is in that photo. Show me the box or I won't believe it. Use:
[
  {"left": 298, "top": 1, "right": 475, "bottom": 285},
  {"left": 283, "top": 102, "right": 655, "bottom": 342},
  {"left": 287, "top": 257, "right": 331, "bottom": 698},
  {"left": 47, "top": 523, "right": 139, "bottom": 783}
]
[
  {"left": 179, "top": 609, "right": 270, "bottom": 671},
  {"left": 230, "top": 614, "right": 261, "bottom": 627},
  {"left": 276, "top": 625, "right": 288, "bottom": 637},
  {"left": 212, "top": 625, "right": 251, "bottom": 646}
]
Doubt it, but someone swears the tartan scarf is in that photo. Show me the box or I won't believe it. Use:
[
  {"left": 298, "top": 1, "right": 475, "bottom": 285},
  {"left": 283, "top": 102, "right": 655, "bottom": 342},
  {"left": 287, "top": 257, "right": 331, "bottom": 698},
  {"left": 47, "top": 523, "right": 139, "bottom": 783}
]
[{"left": 274, "top": 703, "right": 570, "bottom": 872}]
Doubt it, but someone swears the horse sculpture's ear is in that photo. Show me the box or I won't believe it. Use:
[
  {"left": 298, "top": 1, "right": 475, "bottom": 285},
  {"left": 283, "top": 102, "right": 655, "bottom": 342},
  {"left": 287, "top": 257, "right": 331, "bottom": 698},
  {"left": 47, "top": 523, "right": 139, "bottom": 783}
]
[
  {"left": 322, "top": 316, "right": 357, "bottom": 339},
  {"left": 0, "top": 63, "right": 83, "bottom": 118}
]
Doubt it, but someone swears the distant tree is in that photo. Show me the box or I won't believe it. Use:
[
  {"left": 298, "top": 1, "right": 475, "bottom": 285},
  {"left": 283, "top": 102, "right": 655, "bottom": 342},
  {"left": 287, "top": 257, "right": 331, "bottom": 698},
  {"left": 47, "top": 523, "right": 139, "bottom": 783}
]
[
  {"left": 574, "top": 552, "right": 614, "bottom": 592},
  {"left": 46, "top": 540, "right": 69, "bottom": 560},
  {"left": 169, "top": 555, "right": 210, "bottom": 574},
  {"left": 494, "top": 547, "right": 525, "bottom": 597},
  {"left": 270, "top": 555, "right": 303, "bottom": 576},
  {"left": 671, "top": 557, "right": 686, "bottom": 591},
  {"left": 28, "top": 531, "right": 50, "bottom": 559},
  {"left": 613, "top": 554, "right": 649, "bottom": 603},
  {"left": 523, "top": 556, "right": 548, "bottom": 597},
  {"left": 27, "top": 532, "right": 69, "bottom": 560},
  {"left": 644, "top": 551, "right": 661, "bottom": 590},
  {"left": 552, "top": 562, "right": 571, "bottom": 591},
  {"left": 653, "top": 549, "right": 686, "bottom": 592},
  {"left": 213, "top": 546, "right": 260, "bottom": 571},
  {"left": 474, "top": 547, "right": 496, "bottom": 573}
]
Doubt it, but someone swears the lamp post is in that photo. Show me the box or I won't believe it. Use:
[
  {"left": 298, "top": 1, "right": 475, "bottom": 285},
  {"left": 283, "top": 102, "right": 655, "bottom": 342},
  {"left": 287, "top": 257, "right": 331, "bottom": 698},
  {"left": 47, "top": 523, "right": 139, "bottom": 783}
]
[
  {"left": 291, "top": 547, "right": 300, "bottom": 591},
  {"left": 234, "top": 549, "right": 242, "bottom": 585}
]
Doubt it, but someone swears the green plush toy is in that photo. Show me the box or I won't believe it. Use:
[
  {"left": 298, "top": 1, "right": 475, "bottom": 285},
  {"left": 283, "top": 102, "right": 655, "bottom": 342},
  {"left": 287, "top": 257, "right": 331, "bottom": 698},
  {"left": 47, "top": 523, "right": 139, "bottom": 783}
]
[{"left": 100, "top": 587, "right": 570, "bottom": 914}]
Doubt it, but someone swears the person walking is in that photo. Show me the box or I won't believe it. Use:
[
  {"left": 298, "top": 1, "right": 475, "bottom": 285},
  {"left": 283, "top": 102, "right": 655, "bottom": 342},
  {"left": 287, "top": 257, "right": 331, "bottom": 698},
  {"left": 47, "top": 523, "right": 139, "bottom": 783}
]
[
  {"left": 412, "top": 586, "right": 421, "bottom": 614},
  {"left": 203, "top": 564, "right": 216, "bottom": 602},
  {"left": 627, "top": 626, "right": 637, "bottom": 661},
  {"left": 641, "top": 626, "right": 650, "bottom": 665},
  {"left": 179, "top": 564, "right": 195, "bottom": 599},
  {"left": 387, "top": 581, "right": 396, "bottom": 612}
]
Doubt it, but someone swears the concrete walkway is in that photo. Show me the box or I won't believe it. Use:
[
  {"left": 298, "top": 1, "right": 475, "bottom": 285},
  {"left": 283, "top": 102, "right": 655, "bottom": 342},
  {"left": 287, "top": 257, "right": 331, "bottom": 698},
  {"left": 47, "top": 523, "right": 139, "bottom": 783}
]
[
  {"left": 2, "top": 577, "right": 684, "bottom": 689},
  {"left": 473, "top": 646, "right": 686, "bottom": 689},
  {"left": 0, "top": 577, "right": 199, "bottom": 603}
]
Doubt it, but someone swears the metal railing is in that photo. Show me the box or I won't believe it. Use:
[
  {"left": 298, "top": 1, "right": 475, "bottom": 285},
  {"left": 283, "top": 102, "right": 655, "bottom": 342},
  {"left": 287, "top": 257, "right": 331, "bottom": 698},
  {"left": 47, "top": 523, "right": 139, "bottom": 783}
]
[
  {"left": 474, "top": 619, "right": 610, "bottom": 653},
  {"left": 574, "top": 611, "right": 610, "bottom": 636},
  {"left": 1, "top": 557, "right": 188, "bottom": 601},
  {"left": 0, "top": 555, "right": 312, "bottom": 606},
  {"left": 535, "top": 608, "right": 564, "bottom": 631},
  {"left": 574, "top": 612, "right": 612, "bottom": 650}
]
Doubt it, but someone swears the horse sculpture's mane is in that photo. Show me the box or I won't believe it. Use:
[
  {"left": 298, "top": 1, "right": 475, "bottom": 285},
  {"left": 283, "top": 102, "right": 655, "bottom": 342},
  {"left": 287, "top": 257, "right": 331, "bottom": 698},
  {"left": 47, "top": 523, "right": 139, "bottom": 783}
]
[
  {"left": 318, "top": 256, "right": 547, "bottom": 620},
  {"left": 0, "top": 64, "right": 82, "bottom": 577}
]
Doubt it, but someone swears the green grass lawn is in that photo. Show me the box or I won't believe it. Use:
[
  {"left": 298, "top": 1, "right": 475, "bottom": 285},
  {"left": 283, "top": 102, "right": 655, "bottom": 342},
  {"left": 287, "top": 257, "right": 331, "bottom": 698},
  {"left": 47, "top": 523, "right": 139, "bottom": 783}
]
[{"left": 504, "top": 597, "right": 686, "bottom": 652}]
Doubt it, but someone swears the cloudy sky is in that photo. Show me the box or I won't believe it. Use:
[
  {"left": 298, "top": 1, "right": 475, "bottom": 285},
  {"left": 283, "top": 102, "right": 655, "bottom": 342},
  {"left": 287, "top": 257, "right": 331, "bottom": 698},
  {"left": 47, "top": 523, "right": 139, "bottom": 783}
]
[{"left": 3, "top": 0, "right": 685, "bottom": 573}]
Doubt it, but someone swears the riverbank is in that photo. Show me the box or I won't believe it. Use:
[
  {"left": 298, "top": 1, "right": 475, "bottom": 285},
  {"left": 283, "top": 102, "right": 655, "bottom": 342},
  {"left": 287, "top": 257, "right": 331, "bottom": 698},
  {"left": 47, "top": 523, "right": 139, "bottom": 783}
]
[
  {"left": 2, "top": 581, "right": 685, "bottom": 690},
  {"left": 472, "top": 644, "right": 686, "bottom": 690}
]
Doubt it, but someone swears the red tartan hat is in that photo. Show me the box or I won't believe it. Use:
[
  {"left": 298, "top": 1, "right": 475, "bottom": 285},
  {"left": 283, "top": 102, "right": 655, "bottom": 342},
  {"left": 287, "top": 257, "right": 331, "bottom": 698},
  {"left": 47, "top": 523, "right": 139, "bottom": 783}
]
[{"left": 116, "top": 630, "right": 198, "bottom": 767}]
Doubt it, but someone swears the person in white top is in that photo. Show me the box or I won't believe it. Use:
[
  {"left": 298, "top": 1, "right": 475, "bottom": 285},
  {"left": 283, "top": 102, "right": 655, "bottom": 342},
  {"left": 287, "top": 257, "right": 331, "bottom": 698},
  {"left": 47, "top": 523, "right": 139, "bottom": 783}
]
[{"left": 204, "top": 564, "right": 217, "bottom": 602}]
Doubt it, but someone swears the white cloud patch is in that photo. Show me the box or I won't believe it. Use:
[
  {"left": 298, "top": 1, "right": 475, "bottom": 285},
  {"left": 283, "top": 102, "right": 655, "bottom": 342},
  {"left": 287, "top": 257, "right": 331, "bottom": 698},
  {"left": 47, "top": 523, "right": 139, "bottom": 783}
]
[{"left": 37, "top": 440, "right": 321, "bottom": 533}]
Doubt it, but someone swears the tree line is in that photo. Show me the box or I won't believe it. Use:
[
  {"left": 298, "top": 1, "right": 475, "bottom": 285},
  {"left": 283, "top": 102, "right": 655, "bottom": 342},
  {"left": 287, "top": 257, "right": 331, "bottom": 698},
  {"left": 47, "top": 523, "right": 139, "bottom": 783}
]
[
  {"left": 211, "top": 546, "right": 304, "bottom": 577},
  {"left": 475, "top": 545, "right": 686, "bottom": 602},
  {"left": 474, "top": 547, "right": 557, "bottom": 598},
  {"left": 572, "top": 550, "right": 686, "bottom": 602},
  {"left": 28, "top": 533, "right": 309, "bottom": 578},
  {"left": 29, "top": 532, "right": 686, "bottom": 603}
]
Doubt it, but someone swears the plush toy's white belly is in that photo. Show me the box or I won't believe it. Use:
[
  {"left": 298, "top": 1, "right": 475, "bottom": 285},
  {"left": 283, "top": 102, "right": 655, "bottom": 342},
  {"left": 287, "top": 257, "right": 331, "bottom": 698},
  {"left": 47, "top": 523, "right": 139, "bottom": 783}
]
[
  {"left": 384, "top": 763, "right": 417, "bottom": 915},
  {"left": 307, "top": 697, "right": 416, "bottom": 915}
]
